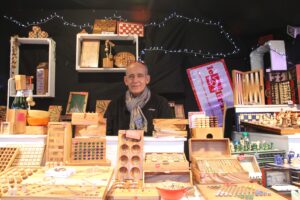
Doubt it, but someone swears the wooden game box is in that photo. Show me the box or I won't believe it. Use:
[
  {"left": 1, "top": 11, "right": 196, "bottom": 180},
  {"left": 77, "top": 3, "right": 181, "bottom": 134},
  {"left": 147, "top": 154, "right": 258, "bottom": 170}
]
[
  {"left": 153, "top": 118, "right": 188, "bottom": 131},
  {"left": 109, "top": 188, "right": 159, "bottom": 200},
  {"left": 190, "top": 127, "right": 223, "bottom": 139},
  {"left": 25, "top": 125, "right": 47, "bottom": 135},
  {"left": 143, "top": 152, "right": 189, "bottom": 171},
  {"left": 143, "top": 170, "right": 192, "bottom": 188},
  {"left": 189, "top": 138, "right": 249, "bottom": 184}
]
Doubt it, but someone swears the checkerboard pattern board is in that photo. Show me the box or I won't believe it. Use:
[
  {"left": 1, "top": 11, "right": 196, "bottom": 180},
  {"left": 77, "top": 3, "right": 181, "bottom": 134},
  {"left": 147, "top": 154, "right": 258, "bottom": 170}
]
[
  {"left": 237, "top": 113, "right": 268, "bottom": 131},
  {"left": 5, "top": 144, "right": 45, "bottom": 166},
  {"left": 117, "top": 21, "right": 144, "bottom": 37}
]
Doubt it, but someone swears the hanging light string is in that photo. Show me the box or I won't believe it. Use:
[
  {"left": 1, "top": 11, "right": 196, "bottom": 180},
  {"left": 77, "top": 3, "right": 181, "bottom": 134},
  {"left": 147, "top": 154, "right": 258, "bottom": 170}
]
[
  {"left": 143, "top": 12, "right": 239, "bottom": 58},
  {"left": 3, "top": 12, "right": 127, "bottom": 29},
  {"left": 3, "top": 11, "right": 240, "bottom": 58}
]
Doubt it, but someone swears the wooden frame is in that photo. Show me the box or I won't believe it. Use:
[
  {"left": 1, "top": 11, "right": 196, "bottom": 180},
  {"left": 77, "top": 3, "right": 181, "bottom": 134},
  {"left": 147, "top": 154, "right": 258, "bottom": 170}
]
[
  {"left": 66, "top": 92, "right": 88, "bottom": 115},
  {"left": 262, "top": 168, "right": 291, "bottom": 187}
]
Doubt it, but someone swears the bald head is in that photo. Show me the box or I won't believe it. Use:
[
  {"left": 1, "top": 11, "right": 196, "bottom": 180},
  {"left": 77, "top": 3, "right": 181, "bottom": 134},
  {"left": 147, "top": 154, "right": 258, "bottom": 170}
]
[{"left": 126, "top": 62, "right": 148, "bottom": 76}]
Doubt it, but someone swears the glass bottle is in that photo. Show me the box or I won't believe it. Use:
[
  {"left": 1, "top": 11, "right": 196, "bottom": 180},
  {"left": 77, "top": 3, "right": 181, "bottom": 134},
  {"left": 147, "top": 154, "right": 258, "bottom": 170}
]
[{"left": 11, "top": 90, "right": 27, "bottom": 110}]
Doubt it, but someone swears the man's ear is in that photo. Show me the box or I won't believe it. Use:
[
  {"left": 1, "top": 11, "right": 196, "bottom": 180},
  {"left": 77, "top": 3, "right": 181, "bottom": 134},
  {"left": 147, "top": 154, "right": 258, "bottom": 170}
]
[
  {"left": 124, "top": 76, "right": 129, "bottom": 86},
  {"left": 146, "top": 75, "right": 150, "bottom": 84}
]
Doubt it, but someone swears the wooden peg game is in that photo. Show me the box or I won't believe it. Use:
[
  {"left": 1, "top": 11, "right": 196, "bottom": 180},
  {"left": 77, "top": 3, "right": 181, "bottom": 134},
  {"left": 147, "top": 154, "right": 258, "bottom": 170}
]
[
  {"left": 232, "top": 69, "right": 265, "bottom": 105},
  {"left": 68, "top": 137, "right": 110, "bottom": 166},
  {"left": 115, "top": 130, "right": 144, "bottom": 181},
  {"left": 46, "top": 122, "right": 72, "bottom": 164},
  {"left": 0, "top": 147, "right": 19, "bottom": 173}
]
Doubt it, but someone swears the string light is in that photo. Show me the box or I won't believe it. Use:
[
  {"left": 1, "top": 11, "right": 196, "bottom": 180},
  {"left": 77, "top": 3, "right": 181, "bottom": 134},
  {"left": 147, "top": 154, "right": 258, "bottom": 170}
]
[
  {"left": 3, "top": 12, "right": 127, "bottom": 29},
  {"left": 3, "top": 11, "right": 240, "bottom": 58},
  {"left": 143, "top": 12, "right": 240, "bottom": 58}
]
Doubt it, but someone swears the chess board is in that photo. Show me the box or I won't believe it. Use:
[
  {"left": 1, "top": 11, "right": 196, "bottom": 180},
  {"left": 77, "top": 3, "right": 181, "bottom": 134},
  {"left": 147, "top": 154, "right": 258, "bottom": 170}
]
[
  {"left": 117, "top": 21, "right": 144, "bottom": 37},
  {"left": 0, "top": 147, "right": 18, "bottom": 173},
  {"left": 237, "top": 113, "right": 267, "bottom": 131}
]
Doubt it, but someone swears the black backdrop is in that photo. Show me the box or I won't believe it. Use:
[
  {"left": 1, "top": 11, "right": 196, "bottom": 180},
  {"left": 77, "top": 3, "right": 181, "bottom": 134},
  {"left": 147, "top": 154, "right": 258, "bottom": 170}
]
[{"left": 1, "top": 8, "right": 300, "bottom": 138}]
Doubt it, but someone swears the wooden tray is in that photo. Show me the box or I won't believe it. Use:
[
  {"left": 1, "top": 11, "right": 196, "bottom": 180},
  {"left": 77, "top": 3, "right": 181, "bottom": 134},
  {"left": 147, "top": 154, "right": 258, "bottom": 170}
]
[
  {"left": 197, "top": 182, "right": 287, "bottom": 200},
  {"left": 241, "top": 121, "right": 300, "bottom": 135}
]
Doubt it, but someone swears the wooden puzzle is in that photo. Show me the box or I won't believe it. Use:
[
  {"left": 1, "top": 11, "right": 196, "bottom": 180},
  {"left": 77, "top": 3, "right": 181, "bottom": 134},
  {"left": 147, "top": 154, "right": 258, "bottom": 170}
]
[
  {"left": 115, "top": 130, "right": 144, "bottom": 181},
  {"left": 0, "top": 147, "right": 19, "bottom": 173},
  {"left": 232, "top": 69, "right": 265, "bottom": 105},
  {"left": 46, "top": 122, "right": 72, "bottom": 163},
  {"left": 270, "top": 81, "right": 293, "bottom": 104},
  {"left": 144, "top": 152, "right": 189, "bottom": 171},
  {"left": 4, "top": 144, "right": 45, "bottom": 166},
  {"left": 70, "top": 137, "right": 108, "bottom": 165},
  {"left": 0, "top": 166, "right": 114, "bottom": 200},
  {"left": 48, "top": 105, "right": 62, "bottom": 122},
  {"left": 197, "top": 183, "right": 287, "bottom": 200}
]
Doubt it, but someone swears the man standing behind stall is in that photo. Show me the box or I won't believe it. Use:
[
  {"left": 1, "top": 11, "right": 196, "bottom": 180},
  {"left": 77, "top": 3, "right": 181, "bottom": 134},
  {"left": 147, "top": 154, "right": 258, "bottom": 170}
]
[{"left": 104, "top": 62, "right": 172, "bottom": 136}]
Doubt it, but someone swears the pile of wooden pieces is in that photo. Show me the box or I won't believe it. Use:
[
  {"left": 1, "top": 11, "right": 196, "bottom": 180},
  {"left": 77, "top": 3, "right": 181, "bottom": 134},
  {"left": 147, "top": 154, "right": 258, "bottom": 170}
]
[
  {"left": 28, "top": 26, "right": 49, "bottom": 38},
  {"left": 153, "top": 118, "right": 188, "bottom": 137}
]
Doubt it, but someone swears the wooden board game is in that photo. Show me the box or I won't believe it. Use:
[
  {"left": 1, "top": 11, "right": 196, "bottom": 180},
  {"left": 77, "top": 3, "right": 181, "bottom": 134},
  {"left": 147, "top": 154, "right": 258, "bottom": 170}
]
[
  {"left": 197, "top": 183, "right": 287, "bottom": 200},
  {"left": 4, "top": 144, "right": 45, "bottom": 166},
  {"left": 68, "top": 137, "right": 110, "bottom": 166},
  {"left": 0, "top": 147, "right": 18, "bottom": 173},
  {"left": 1, "top": 166, "right": 114, "bottom": 200},
  {"left": 232, "top": 69, "right": 265, "bottom": 105},
  {"left": 143, "top": 152, "right": 189, "bottom": 171},
  {"left": 46, "top": 122, "right": 72, "bottom": 163},
  {"left": 241, "top": 121, "right": 300, "bottom": 135},
  {"left": 115, "top": 130, "right": 144, "bottom": 181}
]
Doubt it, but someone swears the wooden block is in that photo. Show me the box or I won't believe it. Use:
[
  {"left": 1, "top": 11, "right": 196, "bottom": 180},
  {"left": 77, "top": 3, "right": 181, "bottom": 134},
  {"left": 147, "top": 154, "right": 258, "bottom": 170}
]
[
  {"left": 191, "top": 127, "right": 223, "bottom": 139},
  {"left": 102, "top": 57, "right": 114, "bottom": 68},
  {"left": 14, "top": 75, "right": 27, "bottom": 90},
  {"left": 25, "top": 126, "right": 47, "bottom": 135}
]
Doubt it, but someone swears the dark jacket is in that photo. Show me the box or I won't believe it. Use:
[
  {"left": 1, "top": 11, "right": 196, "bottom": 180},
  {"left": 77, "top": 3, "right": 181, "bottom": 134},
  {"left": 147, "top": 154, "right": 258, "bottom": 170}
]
[{"left": 104, "top": 93, "right": 173, "bottom": 136}]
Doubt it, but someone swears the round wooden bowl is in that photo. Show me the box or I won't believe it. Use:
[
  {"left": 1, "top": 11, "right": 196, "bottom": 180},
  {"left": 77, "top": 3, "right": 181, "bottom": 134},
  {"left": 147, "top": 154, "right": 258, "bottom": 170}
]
[
  {"left": 27, "top": 117, "right": 49, "bottom": 126},
  {"left": 27, "top": 110, "right": 50, "bottom": 118}
]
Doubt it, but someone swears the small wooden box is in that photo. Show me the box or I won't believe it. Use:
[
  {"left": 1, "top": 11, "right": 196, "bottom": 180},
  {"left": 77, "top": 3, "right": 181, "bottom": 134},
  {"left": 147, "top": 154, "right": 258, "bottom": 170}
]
[
  {"left": 143, "top": 170, "right": 192, "bottom": 188},
  {"left": 93, "top": 19, "right": 116, "bottom": 33},
  {"left": 188, "top": 138, "right": 231, "bottom": 161},
  {"left": 143, "top": 152, "right": 189, "bottom": 171},
  {"left": 111, "top": 188, "right": 159, "bottom": 200},
  {"left": 14, "top": 74, "right": 27, "bottom": 90},
  {"left": 117, "top": 21, "right": 144, "bottom": 37},
  {"left": 191, "top": 127, "right": 223, "bottom": 139},
  {"left": 153, "top": 118, "right": 188, "bottom": 131},
  {"left": 6, "top": 109, "right": 27, "bottom": 134}
]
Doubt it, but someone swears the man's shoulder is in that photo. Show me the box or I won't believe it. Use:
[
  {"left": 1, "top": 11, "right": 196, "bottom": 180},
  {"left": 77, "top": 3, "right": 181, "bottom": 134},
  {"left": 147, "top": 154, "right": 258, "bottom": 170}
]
[{"left": 108, "top": 94, "right": 126, "bottom": 106}]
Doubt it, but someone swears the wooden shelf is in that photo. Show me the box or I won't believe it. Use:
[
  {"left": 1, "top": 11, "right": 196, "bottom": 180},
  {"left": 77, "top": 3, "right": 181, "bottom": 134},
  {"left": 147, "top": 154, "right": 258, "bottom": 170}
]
[
  {"left": 76, "top": 67, "right": 126, "bottom": 73},
  {"left": 241, "top": 121, "right": 300, "bottom": 135}
]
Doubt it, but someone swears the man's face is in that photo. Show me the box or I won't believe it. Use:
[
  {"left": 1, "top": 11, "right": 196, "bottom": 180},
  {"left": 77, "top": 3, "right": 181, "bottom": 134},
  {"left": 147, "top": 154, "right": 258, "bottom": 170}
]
[{"left": 124, "top": 63, "right": 150, "bottom": 97}]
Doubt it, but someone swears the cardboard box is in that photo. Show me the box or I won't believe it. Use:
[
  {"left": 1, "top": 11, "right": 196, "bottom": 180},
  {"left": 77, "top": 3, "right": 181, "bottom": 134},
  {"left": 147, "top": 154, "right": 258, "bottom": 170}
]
[{"left": 36, "top": 62, "right": 48, "bottom": 95}]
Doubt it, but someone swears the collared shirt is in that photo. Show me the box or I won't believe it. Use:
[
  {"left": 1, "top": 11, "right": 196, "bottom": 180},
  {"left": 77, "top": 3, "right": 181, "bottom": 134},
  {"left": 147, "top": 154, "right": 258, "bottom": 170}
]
[{"left": 104, "top": 93, "right": 173, "bottom": 136}]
